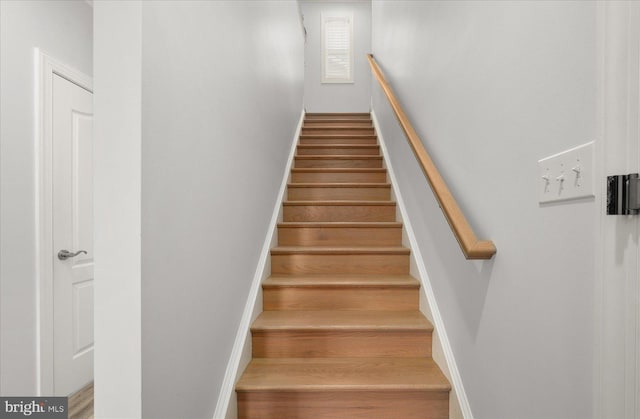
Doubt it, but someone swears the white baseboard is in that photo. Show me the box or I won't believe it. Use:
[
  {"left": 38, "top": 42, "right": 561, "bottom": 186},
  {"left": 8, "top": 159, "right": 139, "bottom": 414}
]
[
  {"left": 371, "top": 109, "right": 473, "bottom": 419},
  {"left": 212, "top": 109, "right": 304, "bottom": 419}
]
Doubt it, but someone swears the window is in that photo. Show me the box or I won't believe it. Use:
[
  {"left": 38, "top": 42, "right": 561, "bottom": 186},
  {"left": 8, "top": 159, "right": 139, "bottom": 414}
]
[{"left": 321, "top": 12, "right": 354, "bottom": 83}]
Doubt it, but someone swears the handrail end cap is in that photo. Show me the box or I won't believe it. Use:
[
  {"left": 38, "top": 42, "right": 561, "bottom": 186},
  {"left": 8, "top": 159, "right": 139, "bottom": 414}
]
[{"left": 464, "top": 240, "right": 497, "bottom": 260}]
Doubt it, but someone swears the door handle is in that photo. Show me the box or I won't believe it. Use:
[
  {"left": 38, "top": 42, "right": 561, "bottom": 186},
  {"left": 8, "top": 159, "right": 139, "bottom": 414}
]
[{"left": 58, "top": 249, "right": 88, "bottom": 261}]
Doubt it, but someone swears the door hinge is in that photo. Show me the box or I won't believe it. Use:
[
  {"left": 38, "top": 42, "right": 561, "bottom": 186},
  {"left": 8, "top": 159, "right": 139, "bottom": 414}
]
[{"left": 607, "top": 173, "right": 640, "bottom": 215}]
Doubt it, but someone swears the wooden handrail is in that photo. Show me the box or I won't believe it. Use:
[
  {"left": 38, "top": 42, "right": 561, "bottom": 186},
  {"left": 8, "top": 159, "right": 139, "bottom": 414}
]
[{"left": 367, "top": 54, "right": 496, "bottom": 260}]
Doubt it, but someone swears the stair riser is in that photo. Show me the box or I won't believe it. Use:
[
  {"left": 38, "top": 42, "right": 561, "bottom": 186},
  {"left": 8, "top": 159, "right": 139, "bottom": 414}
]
[
  {"left": 278, "top": 226, "right": 402, "bottom": 246},
  {"left": 271, "top": 253, "right": 409, "bottom": 274},
  {"left": 304, "top": 121, "right": 373, "bottom": 128},
  {"left": 295, "top": 158, "right": 383, "bottom": 168},
  {"left": 291, "top": 171, "right": 386, "bottom": 183},
  {"left": 296, "top": 147, "right": 380, "bottom": 156},
  {"left": 299, "top": 137, "right": 378, "bottom": 145},
  {"left": 252, "top": 331, "right": 430, "bottom": 358},
  {"left": 283, "top": 205, "right": 396, "bottom": 222},
  {"left": 302, "top": 128, "right": 375, "bottom": 135},
  {"left": 288, "top": 187, "right": 390, "bottom": 201},
  {"left": 237, "top": 391, "right": 448, "bottom": 419},
  {"left": 305, "top": 113, "right": 370, "bottom": 120},
  {"left": 263, "top": 287, "right": 419, "bottom": 311}
]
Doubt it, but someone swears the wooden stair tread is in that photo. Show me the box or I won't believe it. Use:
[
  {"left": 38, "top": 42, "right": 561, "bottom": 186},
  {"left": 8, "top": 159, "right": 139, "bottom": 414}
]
[
  {"left": 304, "top": 115, "right": 371, "bottom": 119},
  {"left": 300, "top": 134, "right": 377, "bottom": 139},
  {"left": 297, "top": 144, "right": 379, "bottom": 148},
  {"left": 300, "top": 133, "right": 375, "bottom": 137},
  {"left": 288, "top": 184, "right": 390, "bottom": 200},
  {"left": 252, "top": 310, "right": 432, "bottom": 331},
  {"left": 288, "top": 183, "right": 390, "bottom": 188},
  {"left": 295, "top": 156, "right": 383, "bottom": 168},
  {"left": 296, "top": 144, "right": 380, "bottom": 156},
  {"left": 283, "top": 200, "right": 396, "bottom": 206},
  {"left": 304, "top": 123, "right": 373, "bottom": 127},
  {"left": 306, "top": 112, "right": 371, "bottom": 117},
  {"left": 304, "top": 120, "right": 373, "bottom": 125},
  {"left": 291, "top": 168, "right": 386, "bottom": 173},
  {"left": 236, "top": 357, "right": 450, "bottom": 392},
  {"left": 303, "top": 125, "right": 374, "bottom": 128},
  {"left": 296, "top": 155, "right": 382, "bottom": 159},
  {"left": 264, "top": 274, "right": 419, "bottom": 288},
  {"left": 290, "top": 169, "right": 388, "bottom": 184},
  {"left": 278, "top": 221, "right": 401, "bottom": 228},
  {"left": 271, "top": 246, "right": 409, "bottom": 255}
]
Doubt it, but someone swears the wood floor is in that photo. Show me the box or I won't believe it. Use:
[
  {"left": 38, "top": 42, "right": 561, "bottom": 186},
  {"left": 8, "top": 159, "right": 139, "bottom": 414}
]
[
  {"left": 235, "top": 113, "right": 451, "bottom": 418},
  {"left": 69, "top": 382, "right": 93, "bottom": 419}
]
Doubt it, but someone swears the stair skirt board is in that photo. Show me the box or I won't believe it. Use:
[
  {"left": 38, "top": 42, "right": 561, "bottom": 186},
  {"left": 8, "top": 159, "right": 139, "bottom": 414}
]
[
  {"left": 215, "top": 111, "right": 468, "bottom": 419},
  {"left": 212, "top": 110, "right": 305, "bottom": 419},
  {"left": 370, "top": 109, "right": 472, "bottom": 419}
]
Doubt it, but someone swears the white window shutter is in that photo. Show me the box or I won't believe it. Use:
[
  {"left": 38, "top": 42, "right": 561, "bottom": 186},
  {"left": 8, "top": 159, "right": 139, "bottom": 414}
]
[{"left": 321, "top": 13, "right": 354, "bottom": 83}]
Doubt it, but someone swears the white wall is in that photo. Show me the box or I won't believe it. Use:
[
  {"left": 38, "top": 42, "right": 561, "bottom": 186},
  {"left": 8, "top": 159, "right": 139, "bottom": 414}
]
[
  {"left": 300, "top": 0, "right": 370, "bottom": 112},
  {"left": 0, "top": 0, "right": 92, "bottom": 395},
  {"left": 140, "top": 2, "right": 303, "bottom": 418},
  {"left": 371, "top": 2, "right": 596, "bottom": 418},
  {"left": 94, "top": 1, "right": 142, "bottom": 417}
]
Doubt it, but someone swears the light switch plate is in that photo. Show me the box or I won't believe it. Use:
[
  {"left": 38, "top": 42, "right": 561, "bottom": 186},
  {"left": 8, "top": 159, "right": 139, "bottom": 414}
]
[{"left": 538, "top": 142, "right": 595, "bottom": 203}]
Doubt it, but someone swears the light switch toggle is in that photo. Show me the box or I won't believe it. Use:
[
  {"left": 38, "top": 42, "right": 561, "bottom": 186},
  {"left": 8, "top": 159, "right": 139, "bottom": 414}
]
[
  {"left": 541, "top": 173, "right": 550, "bottom": 193},
  {"left": 572, "top": 164, "right": 582, "bottom": 186},
  {"left": 555, "top": 173, "right": 565, "bottom": 194}
]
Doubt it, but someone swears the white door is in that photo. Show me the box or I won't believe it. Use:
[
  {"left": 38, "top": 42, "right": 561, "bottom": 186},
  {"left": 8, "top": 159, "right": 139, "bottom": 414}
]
[
  {"left": 52, "top": 73, "right": 94, "bottom": 396},
  {"left": 598, "top": 3, "right": 640, "bottom": 418}
]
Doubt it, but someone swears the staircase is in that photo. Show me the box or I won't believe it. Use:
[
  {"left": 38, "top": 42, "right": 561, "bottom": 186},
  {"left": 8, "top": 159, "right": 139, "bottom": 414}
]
[{"left": 235, "top": 113, "right": 451, "bottom": 418}]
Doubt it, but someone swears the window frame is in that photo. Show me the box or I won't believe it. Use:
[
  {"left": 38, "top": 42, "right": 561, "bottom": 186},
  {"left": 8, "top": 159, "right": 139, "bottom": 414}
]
[{"left": 320, "top": 12, "right": 355, "bottom": 84}]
